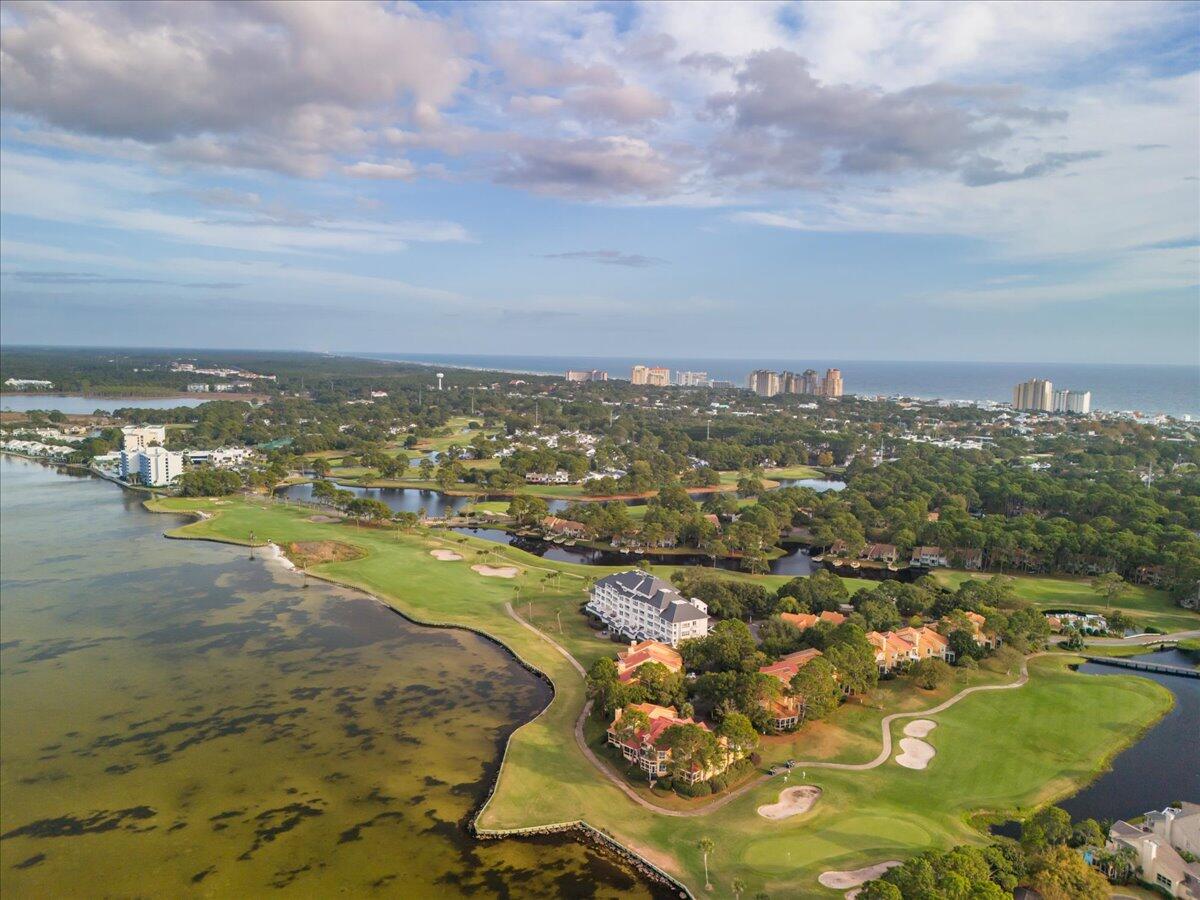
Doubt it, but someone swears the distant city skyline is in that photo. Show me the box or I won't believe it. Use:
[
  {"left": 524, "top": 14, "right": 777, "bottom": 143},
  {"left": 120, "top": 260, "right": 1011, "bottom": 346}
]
[{"left": 0, "top": 2, "right": 1197, "bottom": 364}]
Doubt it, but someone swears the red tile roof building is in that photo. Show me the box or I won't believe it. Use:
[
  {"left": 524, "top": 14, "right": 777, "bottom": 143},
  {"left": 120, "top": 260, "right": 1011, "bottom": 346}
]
[
  {"left": 780, "top": 610, "right": 846, "bottom": 631},
  {"left": 606, "top": 704, "right": 734, "bottom": 784},
  {"left": 615, "top": 640, "right": 684, "bottom": 683},
  {"left": 758, "top": 648, "right": 824, "bottom": 730}
]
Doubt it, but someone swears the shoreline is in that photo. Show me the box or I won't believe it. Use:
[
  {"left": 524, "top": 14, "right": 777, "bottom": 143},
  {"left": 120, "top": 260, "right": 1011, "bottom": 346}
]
[
  {"left": 146, "top": 497, "right": 1177, "bottom": 886},
  {"left": 147, "top": 498, "right": 693, "bottom": 898},
  {"left": 9, "top": 454, "right": 1180, "bottom": 894}
]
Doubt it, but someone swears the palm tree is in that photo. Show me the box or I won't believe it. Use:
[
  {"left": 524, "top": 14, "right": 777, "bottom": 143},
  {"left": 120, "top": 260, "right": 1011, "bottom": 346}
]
[
  {"left": 731, "top": 877, "right": 746, "bottom": 900},
  {"left": 697, "top": 837, "right": 715, "bottom": 891}
]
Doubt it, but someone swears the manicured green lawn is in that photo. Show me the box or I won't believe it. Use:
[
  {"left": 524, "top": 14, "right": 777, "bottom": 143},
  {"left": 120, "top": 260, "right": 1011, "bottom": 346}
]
[
  {"left": 147, "top": 497, "right": 1174, "bottom": 898},
  {"left": 932, "top": 571, "right": 1199, "bottom": 633}
]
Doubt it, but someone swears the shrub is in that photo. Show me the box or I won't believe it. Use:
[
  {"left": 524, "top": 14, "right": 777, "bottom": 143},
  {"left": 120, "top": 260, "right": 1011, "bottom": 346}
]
[
  {"left": 674, "top": 780, "right": 713, "bottom": 798},
  {"left": 909, "top": 658, "right": 954, "bottom": 690}
]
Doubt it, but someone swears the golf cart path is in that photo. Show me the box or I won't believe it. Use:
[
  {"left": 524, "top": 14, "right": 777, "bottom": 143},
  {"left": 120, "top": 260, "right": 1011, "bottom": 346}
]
[{"left": 503, "top": 602, "right": 1040, "bottom": 816}]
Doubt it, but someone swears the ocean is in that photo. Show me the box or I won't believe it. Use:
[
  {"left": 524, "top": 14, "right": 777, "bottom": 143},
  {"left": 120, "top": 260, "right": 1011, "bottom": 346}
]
[{"left": 360, "top": 354, "right": 1200, "bottom": 419}]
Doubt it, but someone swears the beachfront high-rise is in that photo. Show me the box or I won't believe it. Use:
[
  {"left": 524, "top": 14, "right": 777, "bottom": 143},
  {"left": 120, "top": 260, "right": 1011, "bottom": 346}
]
[
  {"left": 1053, "top": 389, "right": 1092, "bottom": 414},
  {"left": 748, "top": 369, "right": 781, "bottom": 397},
  {"left": 821, "top": 368, "right": 844, "bottom": 398},
  {"left": 565, "top": 369, "right": 608, "bottom": 382},
  {"left": 746, "top": 367, "right": 845, "bottom": 399},
  {"left": 631, "top": 365, "right": 670, "bottom": 387},
  {"left": 1012, "top": 379, "right": 1055, "bottom": 411},
  {"left": 676, "top": 371, "right": 710, "bottom": 387}
]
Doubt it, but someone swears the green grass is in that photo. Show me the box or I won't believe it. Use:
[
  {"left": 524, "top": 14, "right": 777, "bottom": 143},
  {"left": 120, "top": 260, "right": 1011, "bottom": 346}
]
[
  {"left": 147, "top": 497, "right": 1175, "bottom": 898},
  {"left": 932, "top": 570, "right": 1199, "bottom": 634}
]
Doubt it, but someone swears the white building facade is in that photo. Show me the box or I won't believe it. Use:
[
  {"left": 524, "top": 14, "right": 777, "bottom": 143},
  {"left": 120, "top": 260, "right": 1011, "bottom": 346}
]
[
  {"left": 587, "top": 570, "right": 709, "bottom": 647},
  {"left": 121, "top": 425, "right": 168, "bottom": 452},
  {"left": 120, "top": 446, "right": 183, "bottom": 486}
]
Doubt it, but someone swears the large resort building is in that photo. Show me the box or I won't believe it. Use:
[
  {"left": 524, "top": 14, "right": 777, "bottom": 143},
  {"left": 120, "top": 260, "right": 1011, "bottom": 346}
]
[{"left": 587, "top": 571, "right": 710, "bottom": 647}]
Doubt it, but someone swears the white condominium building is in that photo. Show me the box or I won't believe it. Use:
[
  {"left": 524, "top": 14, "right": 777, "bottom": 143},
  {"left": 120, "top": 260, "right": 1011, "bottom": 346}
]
[
  {"left": 121, "top": 425, "right": 168, "bottom": 452},
  {"left": 587, "top": 570, "right": 710, "bottom": 647},
  {"left": 1052, "top": 389, "right": 1092, "bottom": 414},
  {"left": 120, "top": 446, "right": 184, "bottom": 486}
]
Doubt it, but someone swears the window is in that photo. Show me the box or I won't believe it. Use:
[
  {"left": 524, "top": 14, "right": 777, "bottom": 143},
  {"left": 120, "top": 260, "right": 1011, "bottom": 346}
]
[{"left": 1155, "top": 874, "right": 1172, "bottom": 888}]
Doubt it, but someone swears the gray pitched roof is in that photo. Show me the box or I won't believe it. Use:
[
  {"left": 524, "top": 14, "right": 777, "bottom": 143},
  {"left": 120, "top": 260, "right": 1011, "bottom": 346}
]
[{"left": 595, "top": 570, "right": 707, "bottom": 622}]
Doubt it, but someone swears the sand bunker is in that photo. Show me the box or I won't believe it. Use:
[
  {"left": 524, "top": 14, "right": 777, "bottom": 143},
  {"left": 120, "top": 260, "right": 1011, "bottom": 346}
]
[
  {"left": 308, "top": 514, "right": 342, "bottom": 523},
  {"left": 895, "top": 737, "right": 935, "bottom": 770},
  {"left": 903, "top": 719, "right": 938, "bottom": 739},
  {"left": 472, "top": 564, "right": 519, "bottom": 578},
  {"left": 757, "top": 785, "right": 822, "bottom": 820},
  {"left": 430, "top": 549, "right": 464, "bottom": 561},
  {"left": 819, "top": 861, "right": 901, "bottom": 890}
]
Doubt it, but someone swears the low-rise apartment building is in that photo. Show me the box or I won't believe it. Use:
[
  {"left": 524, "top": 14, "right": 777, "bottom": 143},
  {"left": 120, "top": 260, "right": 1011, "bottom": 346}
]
[
  {"left": 587, "top": 570, "right": 709, "bottom": 647},
  {"left": 606, "top": 704, "right": 733, "bottom": 784},
  {"left": 868, "top": 625, "right": 953, "bottom": 673},
  {"left": 758, "top": 648, "right": 823, "bottom": 730}
]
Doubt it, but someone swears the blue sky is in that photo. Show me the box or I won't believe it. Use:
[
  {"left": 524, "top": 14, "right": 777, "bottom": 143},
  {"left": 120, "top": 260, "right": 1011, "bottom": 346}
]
[{"left": 1, "top": 0, "right": 1197, "bottom": 364}]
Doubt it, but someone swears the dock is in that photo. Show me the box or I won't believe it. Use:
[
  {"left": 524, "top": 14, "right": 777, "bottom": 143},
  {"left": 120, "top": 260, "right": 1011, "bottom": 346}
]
[{"left": 1083, "top": 656, "right": 1199, "bottom": 679}]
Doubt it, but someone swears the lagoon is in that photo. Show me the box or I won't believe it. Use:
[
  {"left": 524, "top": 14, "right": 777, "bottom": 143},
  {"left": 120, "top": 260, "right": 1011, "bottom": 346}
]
[
  {"left": 0, "top": 457, "right": 659, "bottom": 897},
  {"left": 0, "top": 394, "right": 212, "bottom": 414}
]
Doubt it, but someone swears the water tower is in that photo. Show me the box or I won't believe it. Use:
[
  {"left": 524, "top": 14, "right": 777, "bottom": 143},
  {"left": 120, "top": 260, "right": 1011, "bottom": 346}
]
[{"left": 436, "top": 372, "right": 444, "bottom": 391}]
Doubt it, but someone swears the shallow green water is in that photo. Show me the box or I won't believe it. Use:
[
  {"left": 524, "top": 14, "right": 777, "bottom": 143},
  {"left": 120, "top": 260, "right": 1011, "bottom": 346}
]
[{"left": 0, "top": 456, "right": 658, "bottom": 897}]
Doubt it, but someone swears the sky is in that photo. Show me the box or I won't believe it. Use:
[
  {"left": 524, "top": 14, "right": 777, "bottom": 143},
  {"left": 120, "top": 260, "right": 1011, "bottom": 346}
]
[{"left": 0, "top": 0, "right": 1198, "bottom": 365}]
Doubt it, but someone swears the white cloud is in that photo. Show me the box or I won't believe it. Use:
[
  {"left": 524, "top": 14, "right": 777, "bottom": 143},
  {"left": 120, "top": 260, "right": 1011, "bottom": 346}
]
[
  {"left": 342, "top": 160, "right": 418, "bottom": 180},
  {"left": 1, "top": 151, "right": 470, "bottom": 254}
]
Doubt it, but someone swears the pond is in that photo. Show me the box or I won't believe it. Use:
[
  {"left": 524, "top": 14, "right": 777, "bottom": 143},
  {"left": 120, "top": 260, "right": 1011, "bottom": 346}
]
[
  {"left": 772, "top": 477, "right": 847, "bottom": 493},
  {"left": 276, "top": 480, "right": 571, "bottom": 517},
  {"left": 449, "top": 526, "right": 816, "bottom": 576},
  {"left": 0, "top": 394, "right": 215, "bottom": 414},
  {"left": 990, "top": 648, "right": 1199, "bottom": 837},
  {"left": 0, "top": 456, "right": 663, "bottom": 897},
  {"left": 1059, "top": 649, "right": 1200, "bottom": 822}
]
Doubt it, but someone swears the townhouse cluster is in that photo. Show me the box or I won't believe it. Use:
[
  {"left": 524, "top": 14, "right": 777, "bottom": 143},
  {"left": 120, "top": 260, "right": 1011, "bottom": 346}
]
[{"left": 603, "top": 640, "right": 745, "bottom": 785}]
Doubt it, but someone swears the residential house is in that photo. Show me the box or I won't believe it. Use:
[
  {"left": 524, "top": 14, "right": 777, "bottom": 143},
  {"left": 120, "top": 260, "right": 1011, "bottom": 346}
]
[
  {"left": 895, "top": 625, "right": 954, "bottom": 663},
  {"left": 1108, "top": 820, "right": 1200, "bottom": 899},
  {"left": 862, "top": 543, "right": 898, "bottom": 563},
  {"left": 615, "top": 641, "right": 683, "bottom": 684},
  {"left": 910, "top": 546, "right": 949, "bottom": 568},
  {"left": 525, "top": 470, "right": 572, "bottom": 484},
  {"left": 868, "top": 630, "right": 913, "bottom": 673},
  {"left": 758, "top": 648, "right": 823, "bottom": 730},
  {"left": 868, "top": 625, "right": 953, "bottom": 673},
  {"left": 587, "top": 570, "right": 710, "bottom": 647},
  {"left": 951, "top": 547, "right": 985, "bottom": 570},
  {"left": 780, "top": 610, "right": 846, "bottom": 631},
  {"left": 541, "top": 515, "right": 589, "bottom": 539},
  {"left": 606, "top": 704, "right": 733, "bottom": 784},
  {"left": 1143, "top": 803, "right": 1200, "bottom": 858},
  {"left": 943, "top": 611, "right": 998, "bottom": 649}
]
